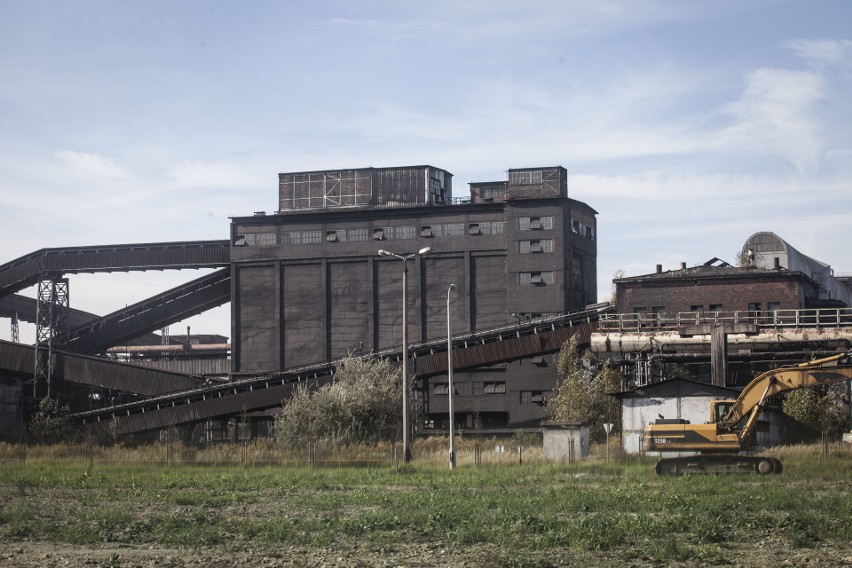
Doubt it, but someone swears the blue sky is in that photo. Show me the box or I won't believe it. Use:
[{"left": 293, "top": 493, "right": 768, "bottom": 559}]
[{"left": 2, "top": 0, "right": 851, "bottom": 341}]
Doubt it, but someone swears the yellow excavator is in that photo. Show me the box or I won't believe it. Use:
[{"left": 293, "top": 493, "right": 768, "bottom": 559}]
[{"left": 643, "top": 351, "right": 852, "bottom": 475}]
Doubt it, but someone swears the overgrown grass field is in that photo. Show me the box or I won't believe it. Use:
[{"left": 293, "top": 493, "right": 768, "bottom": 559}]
[{"left": 0, "top": 444, "right": 850, "bottom": 567}]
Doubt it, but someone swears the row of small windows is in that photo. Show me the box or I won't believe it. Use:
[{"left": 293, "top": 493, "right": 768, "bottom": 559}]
[
  {"left": 431, "top": 383, "right": 547, "bottom": 405},
  {"left": 235, "top": 222, "right": 505, "bottom": 246},
  {"left": 633, "top": 302, "right": 783, "bottom": 315},
  {"left": 571, "top": 219, "right": 595, "bottom": 241},
  {"left": 432, "top": 381, "right": 507, "bottom": 395},
  {"left": 509, "top": 170, "right": 543, "bottom": 185}
]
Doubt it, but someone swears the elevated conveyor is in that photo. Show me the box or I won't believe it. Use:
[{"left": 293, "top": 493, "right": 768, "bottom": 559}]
[
  {"left": 0, "top": 340, "right": 202, "bottom": 396},
  {"left": 64, "top": 268, "right": 231, "bottom": 353},
  {"left": 74, "top": 307, "right": 605, "bottom": 434},
  {"left": 0, "top": 240, "right": 230, "bottom": 299}
]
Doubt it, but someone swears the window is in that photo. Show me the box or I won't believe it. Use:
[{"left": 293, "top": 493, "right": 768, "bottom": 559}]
[
  {"left": 690, "top": 305, "right": 704, "bottom": 313},
  {"left": 747, "top": 302, "right": 761, "bottom": 315},
  {"left": 520, "top": 239, "right": 554, "bottom": 253},
  {"left": 284, "top": 231, "right": 302, "bottom": 244},
  {"left": 242, "top": 232, "right": 276, "bottom": 246},
  {"left": 571, "top": 218, "right": 595, "bottom": 240},
  {"left": 348, "top": 228, "right": 368, "bottom": 241},
  {"left": 482, "top": 185, "right": 505, "bottom": 199},
  {"left": 518, "top": 216, "right": 552, "bottom": 231},
  {"left": 326, "top": 231, "right": 339, "bottom": 242},
  {"left": 372, "top": 228, "right": 385, "bottom": 240},
  {"left": 301, "top": 231, "right": 321, "bottom": 244},
  {"left": 233, "top": 235, "right": 247, "bottom": 246},
  {"left": 421, "top": 226, "right": 433, "bottom": 237},
  {"left": 509, "top": 170, "right": 542, "bottom": 185},
  {"left": 521, "top": 391, "right": 547, "bottom": 405},
  {"left": 394, "top": 226, "right": 416, "bottom": 240},
  {"left": 520, "top": 271, "right": 554, "bottom": 285},
  {"left": 483, "top": 381, "right": 506, "bottom": 394},
  {"left": 767, "top": 302, "right": 781, "bottom": 313},
  {"left": 432, "top": 383, "right": 449, "bottom": 395},
  {"left": 709, "top": 304, "right": 723, "bottom": 312},
  {"left": 468, "top": 223, "right": 481, "bottom": 235},
  {"left": 443, "top": 223, "right": 465, "bottom": 237}
]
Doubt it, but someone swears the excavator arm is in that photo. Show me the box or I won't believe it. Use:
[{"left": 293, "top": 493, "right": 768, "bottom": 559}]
[{"left": 721, "top": 351, "right": 852, "bottom": 439}]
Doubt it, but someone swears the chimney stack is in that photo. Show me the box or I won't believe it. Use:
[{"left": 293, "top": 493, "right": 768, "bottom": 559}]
[
  {"left": 656, "top": 264, "right": 663, "bottom": 274},
  {"left": 680, "top": 262, "right": 687, "bottom": 270}
]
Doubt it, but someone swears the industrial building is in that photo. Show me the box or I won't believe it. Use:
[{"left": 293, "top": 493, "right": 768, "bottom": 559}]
[
  {"left": 230, "top": 165, "right": 598, "bottom": 431},
  {"left": 594, "top": 232, "right": 852, "bottom": 389}
]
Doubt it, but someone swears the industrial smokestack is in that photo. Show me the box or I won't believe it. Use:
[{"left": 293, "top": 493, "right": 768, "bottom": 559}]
[
  {"left": 656, "top": 264, "right": 662, "bottom": 274},
  {"left": 680, "top": 262, "right": 687, "bottom": 270}
]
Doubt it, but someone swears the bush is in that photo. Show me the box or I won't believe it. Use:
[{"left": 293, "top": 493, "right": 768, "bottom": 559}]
[{"left": 276, "top": 354, "right": 402, "bottom": 448}]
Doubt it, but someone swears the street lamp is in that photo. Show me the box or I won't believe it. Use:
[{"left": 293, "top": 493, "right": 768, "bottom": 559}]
[
  {"left": 447, "top": 283, "right": 457, "bottom": 469},
  {"left": 377, "top": 246, "right": 432, "bottom": 464}
]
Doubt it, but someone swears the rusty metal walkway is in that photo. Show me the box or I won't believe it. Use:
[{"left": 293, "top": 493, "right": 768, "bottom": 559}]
[
  {"left": 0, "top": 240, "right": 230, "bottom": 299},
  {"left": 74, "top": 306, "right": 606, "bottom": 435}
]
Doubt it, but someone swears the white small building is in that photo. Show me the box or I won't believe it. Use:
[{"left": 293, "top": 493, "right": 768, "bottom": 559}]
[
  {"left": 615, "top": 379, "right": 782, "bottom": 455},
  {"left": 542, "top": 422, "right": 590, "bottom": 462}
]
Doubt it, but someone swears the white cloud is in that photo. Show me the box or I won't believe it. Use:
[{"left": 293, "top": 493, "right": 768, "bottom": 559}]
[
  {"left": 784, "top": 39, "right": 852, "bottom": 64},
  {"left": 54, "top": 150, "right": 128, "bottom": 179},
  {"left": 718, "top": 68, "right": 825, "bottom": 175}
]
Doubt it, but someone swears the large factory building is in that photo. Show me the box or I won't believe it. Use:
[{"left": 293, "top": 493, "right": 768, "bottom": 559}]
[{"left": 229, "top": 165, "right": 598, "bottom": 432}]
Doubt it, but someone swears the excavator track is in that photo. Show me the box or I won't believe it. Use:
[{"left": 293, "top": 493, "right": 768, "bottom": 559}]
[{"left": 655, "top": 455, "right": 782, "bottom": 475}]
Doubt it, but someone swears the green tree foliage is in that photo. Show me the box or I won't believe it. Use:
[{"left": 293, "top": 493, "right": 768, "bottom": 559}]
[
  {"left": 28, "top": 396, "right": 75, "bottom": 444},
  {"left": 546, "top": 335, "right": 625, "bottom": 440},
  {"left": 783, "top": 384, "right": 848, "bottom": 436},
  {"left": 276, "top": 354, "right": 402, "bottom": 447}
]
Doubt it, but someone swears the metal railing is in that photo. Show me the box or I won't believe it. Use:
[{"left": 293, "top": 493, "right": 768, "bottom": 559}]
[{"left": 599, "top": 307, "right": 852, "bottom": 332}]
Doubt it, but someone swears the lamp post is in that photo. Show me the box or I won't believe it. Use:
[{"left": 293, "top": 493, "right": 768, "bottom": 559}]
[
  {"left": 377, "top": 246, "right": 432, "bottom": 464},
  {"left": 447, "top": 283, "right": 457, "bottom": 469}
]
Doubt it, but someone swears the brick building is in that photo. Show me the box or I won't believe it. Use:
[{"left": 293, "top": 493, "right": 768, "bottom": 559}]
[{"left": 613, "top": 261, "right": 823, "bottom": 317}]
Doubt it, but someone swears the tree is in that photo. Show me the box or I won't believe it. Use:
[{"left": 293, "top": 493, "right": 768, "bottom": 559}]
[
  {"left": 783, "top": 384, "right": 848, "bottom": 438},
  {"left": 276, "top": 354, "right": 402, "bottom": 447},
  {"left": 28, "top": 396, "right": 75, "bottom": 444},
  {"left": 546, "top": 335, "right": 625, "bottom": 441}
]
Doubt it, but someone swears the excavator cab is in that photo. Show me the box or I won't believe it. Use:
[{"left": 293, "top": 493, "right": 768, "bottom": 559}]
[{"left": 711, "top": 400, "right": 735, "bottom": 424}]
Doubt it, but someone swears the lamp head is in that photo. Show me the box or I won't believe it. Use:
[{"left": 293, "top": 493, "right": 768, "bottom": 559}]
[
  {"left": 377, "top": 249, "right": 390, "bottom": 256},
  {"left": 418, "top": 246, "right": 432, "bottom": 256}
]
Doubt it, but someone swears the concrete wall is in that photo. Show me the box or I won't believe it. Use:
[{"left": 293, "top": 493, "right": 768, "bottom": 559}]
[{"left": 543, "top": 424, "right": 589, "bottom": 461}]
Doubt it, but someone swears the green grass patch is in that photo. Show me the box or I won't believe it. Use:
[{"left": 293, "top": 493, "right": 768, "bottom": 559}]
[{"left": 0, "top": 453, "right": 850, "bottom": 565}]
